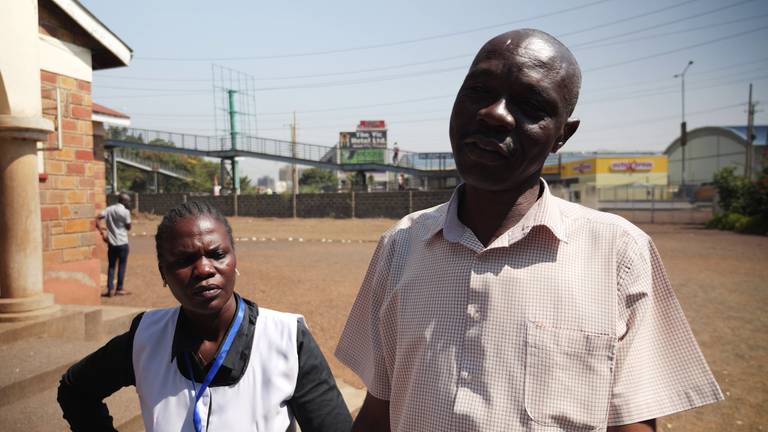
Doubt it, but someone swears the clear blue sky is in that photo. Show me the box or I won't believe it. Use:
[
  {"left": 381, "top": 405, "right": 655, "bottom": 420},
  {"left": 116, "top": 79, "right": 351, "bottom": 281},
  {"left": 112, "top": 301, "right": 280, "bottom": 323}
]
[{"left": 83, "top": 0, "right": 768, "bottom": 181}]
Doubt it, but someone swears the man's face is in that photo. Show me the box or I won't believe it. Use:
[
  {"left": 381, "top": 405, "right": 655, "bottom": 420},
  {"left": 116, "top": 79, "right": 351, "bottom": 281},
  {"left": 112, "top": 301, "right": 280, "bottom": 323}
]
[{"left": 449, "top": 33, "right": 579, "bottom": 191}]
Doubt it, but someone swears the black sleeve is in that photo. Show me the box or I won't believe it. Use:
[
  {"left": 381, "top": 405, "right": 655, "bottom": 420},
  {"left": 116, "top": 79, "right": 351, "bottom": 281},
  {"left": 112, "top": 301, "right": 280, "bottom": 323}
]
[
  {"left": 289, "top": 322, "right": 353, "bottom": 432},
  {"left": 57, "top": 313, "right": 143, "bottom": 432}
]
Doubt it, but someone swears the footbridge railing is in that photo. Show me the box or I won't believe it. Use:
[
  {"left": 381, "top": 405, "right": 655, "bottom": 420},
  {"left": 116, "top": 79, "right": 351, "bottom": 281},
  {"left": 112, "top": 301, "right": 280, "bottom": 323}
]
[{"left": 104, "top": 127, "right": 456, "bottom": 177}]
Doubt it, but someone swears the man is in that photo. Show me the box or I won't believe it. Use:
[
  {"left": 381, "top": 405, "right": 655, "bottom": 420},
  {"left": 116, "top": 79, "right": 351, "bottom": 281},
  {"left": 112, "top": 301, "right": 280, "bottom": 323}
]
[
  {"left": 335, "top": 29, "right": 722, "bottom": 432},
  {"left": 95, "top": 193, "right": 132, "bottom": 297}
]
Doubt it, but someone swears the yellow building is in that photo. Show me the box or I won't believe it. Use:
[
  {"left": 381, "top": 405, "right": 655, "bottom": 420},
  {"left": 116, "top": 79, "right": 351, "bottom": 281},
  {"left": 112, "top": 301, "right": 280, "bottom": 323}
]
[{"left": 544, "top": 154, "right": 668, "bottom": 187}]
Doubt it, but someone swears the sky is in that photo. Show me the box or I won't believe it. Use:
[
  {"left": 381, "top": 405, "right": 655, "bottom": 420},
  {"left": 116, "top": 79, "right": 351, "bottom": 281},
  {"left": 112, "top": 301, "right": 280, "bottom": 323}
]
[{"left": 83, "top": 0, "right": 768, "bottom": 181}]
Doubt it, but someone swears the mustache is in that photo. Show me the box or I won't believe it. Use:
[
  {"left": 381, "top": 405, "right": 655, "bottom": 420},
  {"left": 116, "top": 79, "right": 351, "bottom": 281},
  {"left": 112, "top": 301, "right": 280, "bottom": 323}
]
[{"left": 460, "top": 129, "right": 518, "bottom": 158}]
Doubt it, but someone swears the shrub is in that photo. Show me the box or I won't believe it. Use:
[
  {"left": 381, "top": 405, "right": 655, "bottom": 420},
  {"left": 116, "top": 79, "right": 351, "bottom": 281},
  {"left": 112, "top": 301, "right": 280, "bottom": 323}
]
[{"left": 734, "top": 215, "right": 768, "bottom": 235}]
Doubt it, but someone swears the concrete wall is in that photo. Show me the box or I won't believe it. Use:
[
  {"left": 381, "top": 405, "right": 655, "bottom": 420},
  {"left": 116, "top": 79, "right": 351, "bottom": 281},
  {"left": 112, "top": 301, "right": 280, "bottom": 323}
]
[{"left": 109, "top": 190, "right": 455, "bottom": 219}]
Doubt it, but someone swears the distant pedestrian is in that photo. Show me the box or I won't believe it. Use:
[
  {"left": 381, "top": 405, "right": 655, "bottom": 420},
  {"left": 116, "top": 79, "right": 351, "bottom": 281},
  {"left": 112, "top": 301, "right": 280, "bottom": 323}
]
[
  {"left": 392, "top": 143, "right": 399, "bottom": 164},
  {"left": 95, "top": 193, "right": 132, "bottom": 296}
]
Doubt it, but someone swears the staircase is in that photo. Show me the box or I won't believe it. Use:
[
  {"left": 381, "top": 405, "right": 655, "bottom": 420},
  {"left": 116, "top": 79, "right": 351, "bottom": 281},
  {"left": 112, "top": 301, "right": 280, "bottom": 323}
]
[
  {"left": 0, "top": 305, "right": 366, "bottom": 432},
  {"left": 0, "top": 305, "right": 147, "bottom": 432}
]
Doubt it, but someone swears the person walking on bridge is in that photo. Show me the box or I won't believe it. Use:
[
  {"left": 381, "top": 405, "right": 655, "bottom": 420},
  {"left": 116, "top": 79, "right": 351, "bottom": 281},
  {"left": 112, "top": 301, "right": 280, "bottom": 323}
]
[{"left": 96, "top": 193, "right": 132, "bottom": 297}]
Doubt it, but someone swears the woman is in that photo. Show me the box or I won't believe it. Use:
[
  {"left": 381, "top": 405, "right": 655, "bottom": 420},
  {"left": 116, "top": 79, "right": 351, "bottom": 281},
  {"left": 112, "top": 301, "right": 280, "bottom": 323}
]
[{"left": 58, "top": 202, "right": 353, "bottom": 432}]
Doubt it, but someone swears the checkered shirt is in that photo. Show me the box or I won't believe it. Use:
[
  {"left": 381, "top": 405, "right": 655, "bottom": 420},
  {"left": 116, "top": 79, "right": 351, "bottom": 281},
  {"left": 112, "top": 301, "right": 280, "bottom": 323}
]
[{"left": 335, "top": 181, "right": 723, "bottom": 431}]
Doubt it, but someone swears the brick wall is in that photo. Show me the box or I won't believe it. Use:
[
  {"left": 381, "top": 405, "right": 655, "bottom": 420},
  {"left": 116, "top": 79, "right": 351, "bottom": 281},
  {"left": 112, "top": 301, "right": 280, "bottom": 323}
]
[
  {"left": 35, "top": 0, "right": 105, "bottom": 305},
  {"left": 110, "top": 191, "right": 455, "bottom": 219},
  {"left": 39, "top": 69, "right": 102, "bottom": 267},
  {"left": 38, "top": 0, "right": 91, "bottom": 49}
]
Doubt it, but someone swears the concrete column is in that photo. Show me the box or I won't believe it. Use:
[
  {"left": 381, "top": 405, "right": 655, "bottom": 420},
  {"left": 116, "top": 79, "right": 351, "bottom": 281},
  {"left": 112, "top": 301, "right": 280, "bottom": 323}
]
[{"left": 0, "top": 0, "right": 59, "bottom": 321}]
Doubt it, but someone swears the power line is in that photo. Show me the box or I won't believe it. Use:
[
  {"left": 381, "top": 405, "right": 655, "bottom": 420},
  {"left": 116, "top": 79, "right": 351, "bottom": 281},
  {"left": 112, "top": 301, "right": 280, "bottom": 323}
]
[
  {"left": 94, "top": 65, "right": 467, "bottom": 93},
  {"left": 134, "top": 0, "right": 610, "bottom": 61},
  {"left": 557, "top": 0, "right": 700, "bottom": 38},
  {"left": 569, "top": 0, "right": 756, "bottom": 48},
  {"left": 574, "top": 11, "right": 768, "bottom": 51},
  {"left": 95, "top": 54, "right": 473, "bottom": 82},
  {"left": 583, "top": 24, "right": 768, "bottom": 73}
]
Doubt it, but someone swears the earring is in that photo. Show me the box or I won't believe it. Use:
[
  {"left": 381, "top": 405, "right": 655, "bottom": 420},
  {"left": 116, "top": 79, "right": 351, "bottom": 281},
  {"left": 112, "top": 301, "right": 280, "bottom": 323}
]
[
  {"left": 163, "top": 281, "right": 167, "bottom": 287},
  {"left": 235, "top": 268, "right": 241, "bottom": 276}
]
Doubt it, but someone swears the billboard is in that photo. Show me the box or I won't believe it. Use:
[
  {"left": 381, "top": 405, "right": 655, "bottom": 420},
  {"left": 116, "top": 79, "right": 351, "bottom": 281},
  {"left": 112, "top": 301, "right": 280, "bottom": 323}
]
[
  {"left": 358, "top": 120, "right": 386, "bottom": 129},
  {"left": 418, "top": 152, "right": 453, "bottom": 160},
  {"left": 339, "top": 130, "right": 387, "bottom": 147},
  {"left": 339, "top": 148, "right": 386, "bottom": 164}
]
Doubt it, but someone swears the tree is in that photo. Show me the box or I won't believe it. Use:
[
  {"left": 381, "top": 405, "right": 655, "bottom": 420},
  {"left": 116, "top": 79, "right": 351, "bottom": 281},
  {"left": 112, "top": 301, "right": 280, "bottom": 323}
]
[
  {"left": 239, "top": 176, "right": 258, "bottom": 194},
  {"left": 299, "top": 168, "right": 337, "bottom": 186}
]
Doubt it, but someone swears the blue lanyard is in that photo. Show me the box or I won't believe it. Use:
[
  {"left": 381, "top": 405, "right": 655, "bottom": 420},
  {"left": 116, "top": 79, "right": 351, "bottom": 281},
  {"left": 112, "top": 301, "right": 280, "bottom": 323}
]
[{"left": 184, "top": 297, "right": 245, "bottom": 432}]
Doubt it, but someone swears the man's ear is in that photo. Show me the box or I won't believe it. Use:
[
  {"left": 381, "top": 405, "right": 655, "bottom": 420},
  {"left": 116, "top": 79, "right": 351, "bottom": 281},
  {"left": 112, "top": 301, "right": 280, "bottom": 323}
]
[{"left": 551, "top": 117, "right": 580, "bottom": 154}]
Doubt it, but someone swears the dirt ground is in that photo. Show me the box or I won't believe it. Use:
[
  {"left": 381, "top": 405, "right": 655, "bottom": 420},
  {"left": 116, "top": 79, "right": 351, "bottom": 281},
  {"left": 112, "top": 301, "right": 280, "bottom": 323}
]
[{"left": 104, "top": 216, "right": 766, "bottom": 431}]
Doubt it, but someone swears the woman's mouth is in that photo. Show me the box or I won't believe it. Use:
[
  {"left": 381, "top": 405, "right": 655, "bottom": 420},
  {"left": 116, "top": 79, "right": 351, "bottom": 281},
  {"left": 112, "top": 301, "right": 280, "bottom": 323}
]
[{"left": 194, "top": 286, "right": 222, "bottom": 298}]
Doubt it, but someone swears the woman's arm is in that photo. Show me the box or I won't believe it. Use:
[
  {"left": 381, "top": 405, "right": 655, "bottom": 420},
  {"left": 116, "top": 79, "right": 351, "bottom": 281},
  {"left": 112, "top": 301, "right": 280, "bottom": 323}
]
[
  {"left": 57, "top": 314, "right": 141, "bottom": 432},
  {"left": 288, "top": 322, "right": 353, "bottom": 432}
]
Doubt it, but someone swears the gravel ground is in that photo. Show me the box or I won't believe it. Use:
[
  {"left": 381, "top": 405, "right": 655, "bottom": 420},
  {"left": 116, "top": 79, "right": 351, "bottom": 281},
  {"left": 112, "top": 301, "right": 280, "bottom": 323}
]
[{"left": 101, "top": 216, "right": 767, "bottom": 431}]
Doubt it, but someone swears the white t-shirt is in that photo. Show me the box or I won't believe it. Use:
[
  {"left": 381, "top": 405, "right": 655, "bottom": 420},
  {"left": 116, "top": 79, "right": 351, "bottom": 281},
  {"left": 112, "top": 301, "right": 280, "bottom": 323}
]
[{"left": 101, "top": 203, "right": 131, "bottom": 246}]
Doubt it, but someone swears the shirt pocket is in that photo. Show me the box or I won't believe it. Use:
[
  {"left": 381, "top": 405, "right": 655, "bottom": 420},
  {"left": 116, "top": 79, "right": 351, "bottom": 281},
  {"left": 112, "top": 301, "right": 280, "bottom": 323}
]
[{"left": 524, "top": 321, "right": 617, "bottom": 431}]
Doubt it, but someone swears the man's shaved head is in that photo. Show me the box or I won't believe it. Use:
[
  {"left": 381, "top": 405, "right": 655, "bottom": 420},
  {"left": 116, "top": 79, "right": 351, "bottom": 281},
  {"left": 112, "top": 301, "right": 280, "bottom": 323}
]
[
  {"left": 473, "top": 29, "right": 581, "bottom": 115},
  {"left": 119, "top": 193, "right": 131, "bottom": 206}
]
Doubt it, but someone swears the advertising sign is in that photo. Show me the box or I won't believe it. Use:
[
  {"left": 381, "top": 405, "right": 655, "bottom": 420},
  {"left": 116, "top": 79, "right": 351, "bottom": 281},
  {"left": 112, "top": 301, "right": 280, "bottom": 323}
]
[
  {"left": 573, "top": 162, "right": 593, "bottom": 174},
  {"left": 609, "top": 161, "right": 655, "bottom": 171},
  {"left": 358, "top": 120, "right": 386, "bottom": 129},
  {"left": 418, "top": 152, "right": 454, "bottom": 160},
  {"left": 339, "top": 130, "right": 387, "bottom": 147},
  {"left": 541, "top": 164, "right": 560, "bottom": 175}
]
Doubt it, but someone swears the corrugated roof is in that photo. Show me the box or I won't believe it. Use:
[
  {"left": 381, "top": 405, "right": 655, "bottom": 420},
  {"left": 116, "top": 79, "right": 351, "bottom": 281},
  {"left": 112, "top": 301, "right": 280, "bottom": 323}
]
[{"left": 721, "top": 126, "right": 768, "bottom": 146}]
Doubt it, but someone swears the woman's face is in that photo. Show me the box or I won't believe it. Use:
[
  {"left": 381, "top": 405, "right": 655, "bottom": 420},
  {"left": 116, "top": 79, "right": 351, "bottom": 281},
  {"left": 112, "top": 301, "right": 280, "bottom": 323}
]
[{"left": 158, "top": 216, "right": 237, "bottom": 318}]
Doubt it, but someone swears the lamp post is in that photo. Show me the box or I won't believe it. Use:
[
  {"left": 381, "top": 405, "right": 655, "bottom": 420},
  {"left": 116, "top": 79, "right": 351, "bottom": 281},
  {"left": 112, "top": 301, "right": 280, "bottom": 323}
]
[{"left": 674, "top": 61, "right": 693, "bottom": 186}]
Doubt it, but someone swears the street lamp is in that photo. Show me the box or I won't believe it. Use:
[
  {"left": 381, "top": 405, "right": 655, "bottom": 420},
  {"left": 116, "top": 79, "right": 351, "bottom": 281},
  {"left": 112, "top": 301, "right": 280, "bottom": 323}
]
[{"left": 674, "top": 60, "right": 693, "bottom": 186}]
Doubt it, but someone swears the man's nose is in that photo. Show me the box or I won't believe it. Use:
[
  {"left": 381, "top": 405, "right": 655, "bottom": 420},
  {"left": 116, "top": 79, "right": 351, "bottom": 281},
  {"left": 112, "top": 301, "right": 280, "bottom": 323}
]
[{"left": 477, "top": 98, "right": 515, "bottom": 130}]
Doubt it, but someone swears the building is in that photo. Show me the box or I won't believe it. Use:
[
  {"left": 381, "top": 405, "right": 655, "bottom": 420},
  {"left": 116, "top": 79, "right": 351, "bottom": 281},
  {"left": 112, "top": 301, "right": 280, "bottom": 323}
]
[
  {"left": 256, "top": 175, "right": 276, "bottom": 189},
  {"left": 0, "top": 0, "right": 132, "bottom": 321},
  {"left": 542, "top": 152, "right": 669, "bottom": 188},
  {"left": 663, "top": 126, "right": 768, "bottom": 185}
]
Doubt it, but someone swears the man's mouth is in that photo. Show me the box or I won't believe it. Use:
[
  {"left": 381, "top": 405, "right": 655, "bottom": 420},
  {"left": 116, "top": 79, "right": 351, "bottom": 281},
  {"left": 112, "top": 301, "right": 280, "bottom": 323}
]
[{"left": 463, "top": 135, "right": 517, "bottom": 162}]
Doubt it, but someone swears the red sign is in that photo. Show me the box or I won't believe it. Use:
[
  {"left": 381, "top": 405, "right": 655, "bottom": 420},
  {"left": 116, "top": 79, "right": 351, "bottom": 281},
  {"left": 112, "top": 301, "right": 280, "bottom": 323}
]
[
  {"left": 573, "top": 162, "right": 593, "bottom": 174},
  {"left": 610, "top": 161, "right": 654, "bottom": 172},
  {"left": 358, "top": 120, "right": 386, "bottom": 129}
]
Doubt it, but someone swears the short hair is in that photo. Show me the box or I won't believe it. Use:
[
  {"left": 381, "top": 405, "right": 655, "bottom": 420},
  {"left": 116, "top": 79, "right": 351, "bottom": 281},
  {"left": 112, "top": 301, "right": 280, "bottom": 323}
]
[{"left": 155, "top": 201, "right": 234, "bottom": 262}]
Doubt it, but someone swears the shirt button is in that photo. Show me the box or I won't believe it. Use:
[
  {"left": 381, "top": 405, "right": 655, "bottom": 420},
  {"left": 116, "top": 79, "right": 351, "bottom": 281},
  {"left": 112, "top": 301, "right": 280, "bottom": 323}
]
[
  {"left": 477, "top": 254, "right": 486, "bottom": 262},
  {"left": 473, "top": 311, "right": 482, "bottom": 321},
  {"left": 202, "top": 395, "right": 209, "bottom": 406},
  {"left": 460, "top": 371, "right": 472, "bottom": 382}
]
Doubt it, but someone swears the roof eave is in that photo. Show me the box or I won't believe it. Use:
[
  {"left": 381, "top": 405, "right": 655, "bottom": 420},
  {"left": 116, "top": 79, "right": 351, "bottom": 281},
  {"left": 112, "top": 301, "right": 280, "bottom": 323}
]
[{"left": 51, "top": 0, "right": 133, "bottom": 69}]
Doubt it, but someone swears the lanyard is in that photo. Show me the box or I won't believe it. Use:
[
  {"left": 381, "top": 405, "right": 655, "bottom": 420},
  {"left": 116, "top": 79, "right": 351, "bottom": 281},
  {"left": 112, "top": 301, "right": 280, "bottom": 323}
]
[{"left": 184, "top": 297, "right": 245, "bottom": 432}]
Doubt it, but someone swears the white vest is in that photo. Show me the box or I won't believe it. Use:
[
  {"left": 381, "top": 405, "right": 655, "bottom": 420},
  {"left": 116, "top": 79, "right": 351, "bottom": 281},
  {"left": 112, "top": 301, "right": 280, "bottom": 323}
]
[{"left": 133, "top": 306, "right": 305, "bottom": 432}]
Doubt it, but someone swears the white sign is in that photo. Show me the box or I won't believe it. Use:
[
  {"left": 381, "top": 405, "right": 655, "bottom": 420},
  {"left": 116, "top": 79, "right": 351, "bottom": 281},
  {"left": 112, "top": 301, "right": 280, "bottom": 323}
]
[
  {"left": 573, "top": 162, "right": 593, "bottom": 173},
  {"left": 610, "top": 161, "right": 654, "bottom": 171}
]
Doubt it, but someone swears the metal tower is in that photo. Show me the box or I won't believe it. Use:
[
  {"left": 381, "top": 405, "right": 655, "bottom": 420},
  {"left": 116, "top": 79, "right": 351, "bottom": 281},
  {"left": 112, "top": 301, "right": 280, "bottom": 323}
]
[{"left": 213, "top": 65, "right": 258, "bottom": 195}]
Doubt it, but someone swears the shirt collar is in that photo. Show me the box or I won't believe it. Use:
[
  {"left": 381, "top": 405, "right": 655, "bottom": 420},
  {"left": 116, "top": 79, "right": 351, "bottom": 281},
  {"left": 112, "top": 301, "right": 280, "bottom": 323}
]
[
  {"left": 170, "top": 293, "right": 254, "bottom": 372},
  {"left": 426, "top": 179, "right": 568, "bottom": 246}
]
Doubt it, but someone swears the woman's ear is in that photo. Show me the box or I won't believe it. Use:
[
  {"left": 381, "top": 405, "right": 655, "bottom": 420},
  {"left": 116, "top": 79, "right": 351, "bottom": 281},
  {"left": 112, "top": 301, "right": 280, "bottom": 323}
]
[{"left": 158, "top": 262, "right": 166, "bottom": 287}]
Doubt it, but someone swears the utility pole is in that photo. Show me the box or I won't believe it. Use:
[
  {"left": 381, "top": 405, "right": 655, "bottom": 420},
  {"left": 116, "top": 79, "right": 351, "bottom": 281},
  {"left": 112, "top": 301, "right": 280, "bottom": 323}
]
[
  {"left": 745, "top": 83, "right": 756, "bottom": 179},
  {"left": 291, "top": 111, "right": 298, "bottom": 218},
  {"left": 675, "top": 61, "right": 693, "bottom": 186}
]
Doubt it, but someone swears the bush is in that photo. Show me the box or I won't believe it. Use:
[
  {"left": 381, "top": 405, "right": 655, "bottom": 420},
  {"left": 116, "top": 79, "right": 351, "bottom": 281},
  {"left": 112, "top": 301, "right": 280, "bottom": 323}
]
[{"left": 734, "top": 215, "right": 768, "bottom": 235}]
